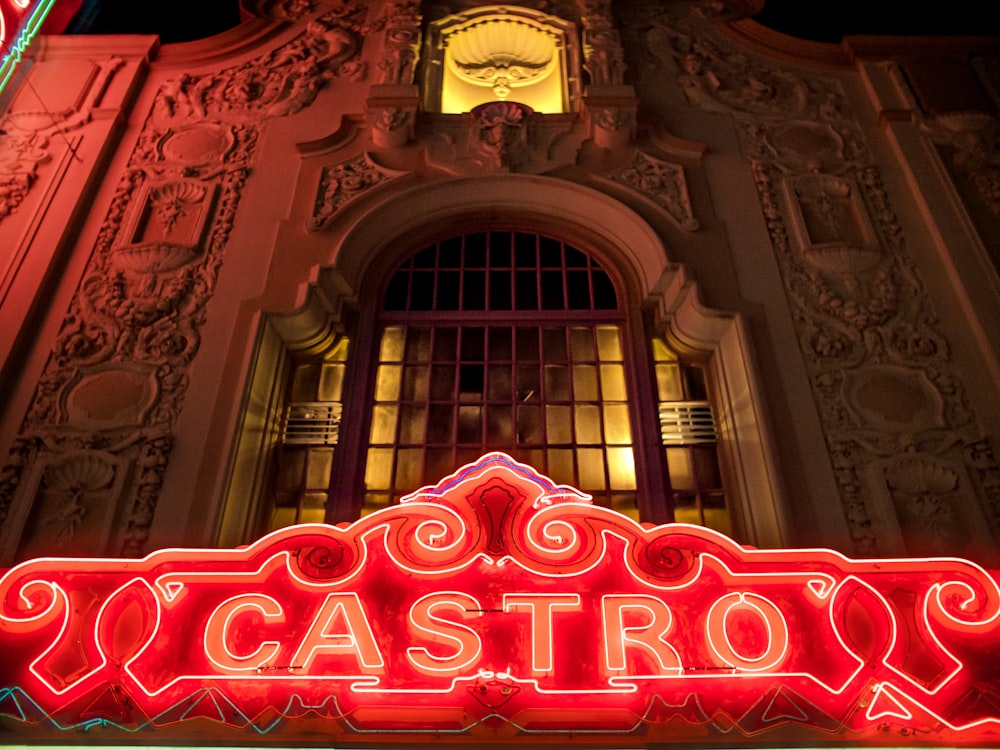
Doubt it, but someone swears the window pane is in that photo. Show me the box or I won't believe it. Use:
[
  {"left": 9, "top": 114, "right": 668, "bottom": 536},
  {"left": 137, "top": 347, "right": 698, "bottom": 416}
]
[
  {"left": 547, "top": 448, "right": 574, "bottom": 485},
  {"left": 542, "top": 328, "right": 567, "bottom": 362},
  {"left": 426, "top": 405, "right": 454, "bottom": 443},
  {"left": 375, "top": 364, "right": 401, "bottom": 401},
  {"left": 365, "top": 448, "right": 394, "bottom": 490},
  {"left": 517, "top": 404, "right": 542, "bottom": 443},
  {"left": 319, "top": 363, "right": 345, "bottom": 401},
  {"left": 603, "top": 403, "right": 632, "bottom": 444},
  {"left": 380, "top": 327, "right": 405, "bottom": 361},
  {"left": 487, "top": 365, "right": 512, "bottom": 401},
  {"left": 546, "top": 405, "right": 573, "bottom": 444},
  {"left": 395, "top": 448, "right": 423, "bottom": 489},
  {"left": 433, "top": 327, "right": 458, "bottom": 359},
  {"left": 516, "top": 327, "right": 539, "bottom": 360},
  {"left": 607, "top": 447, "right": 636, "bottom": 490},
  {"left": 574, "top": 404, "right": 602, "bottom": 444},
  {"left": 398, "top": 405, "right": 426, "bottom": 444},
  {"left": 430, "top": 365, "right": 456, "bottom": 400},
  {"left": 600, "top": 364, "right": 627, "bottom": 400},
  {"left": 596, "top": 326, "right": 622, "bottom": 360},
  {"left": 488, "top": 327, "right": 512, "bottom": 360},
  {"left": 405, "top": 328, "right": 432, "bottom": 362},
  {"left": 577, "top": 448, "right": 606, "bottom": 489},
  {"left": 544, "top": 365, "right": 570, "bottom": 401},
  {"left": 371, "top": 404, "right": 397, "bottom": 445},
  {"left": 573, "top": 364, "right": 598, "bottom": 400},
  {"left": 402, "top": 365, "right": 429, "bottom": 400},
  {"left": 486, "top": 405, "right": 513, "bottom": 443},
  {"left": 570, "top": 327, "right": 594, "bottom": 360}
]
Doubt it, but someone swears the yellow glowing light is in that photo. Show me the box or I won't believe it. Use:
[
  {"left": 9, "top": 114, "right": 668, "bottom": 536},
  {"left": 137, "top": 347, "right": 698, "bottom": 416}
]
[{"left": 438, "top": 12, "right": 567, "bottom": 114}]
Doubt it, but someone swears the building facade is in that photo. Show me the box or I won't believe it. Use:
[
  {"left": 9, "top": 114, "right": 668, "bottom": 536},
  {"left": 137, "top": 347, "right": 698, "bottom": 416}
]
[{"left": 1, "top": 1, "right": 1000, "bottom": 740}]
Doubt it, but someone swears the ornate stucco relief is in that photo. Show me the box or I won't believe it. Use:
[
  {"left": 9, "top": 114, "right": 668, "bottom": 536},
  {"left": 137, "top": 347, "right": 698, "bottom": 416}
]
[
  {"left": 603, "top": 150, "right": 700, "bottom": 231},
  {"left": 308, "top": 152, "right": 407, "bottom": 231},
  {"left": 0, "top": 57, "right": 124, "bottom": 228},
  {"left": 0, "top": 6, "right": 368, "bottom": 559},
  {"left": 625, "top": 5, "right": 1000, "bottom": 557}
]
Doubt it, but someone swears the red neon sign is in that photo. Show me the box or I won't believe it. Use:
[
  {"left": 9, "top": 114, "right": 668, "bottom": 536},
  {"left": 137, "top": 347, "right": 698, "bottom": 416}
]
[{"left": 2, "top": 452, "right": 1000, "bottom": 744}]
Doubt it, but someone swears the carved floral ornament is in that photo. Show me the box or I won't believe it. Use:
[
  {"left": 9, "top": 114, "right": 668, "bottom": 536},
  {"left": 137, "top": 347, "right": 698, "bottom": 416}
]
[
  {"left": 604, "top": 150, "right": 700, "bottom": 231},
  {"left": 0, "top": 4, "right": 369, "bottom": 558},
  {"left": 618, "top": 5, "right": 1000, "bottom": 557}
]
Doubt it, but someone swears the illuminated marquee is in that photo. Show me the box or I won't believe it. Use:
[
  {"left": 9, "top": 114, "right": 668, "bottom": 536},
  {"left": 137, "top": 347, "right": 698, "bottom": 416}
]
[
  {"left": 2, "top": 452, "right": 1000, "bottom": 744},
  {"left": 0, "top": 0, "right": 56, "bottom": 95}
]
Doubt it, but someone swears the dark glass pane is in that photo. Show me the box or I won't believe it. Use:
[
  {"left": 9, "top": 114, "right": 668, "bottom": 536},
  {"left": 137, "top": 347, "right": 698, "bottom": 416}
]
[
  {"left": 461, "top": 327, "right": 485, "bottom": 360},
  {"left": 516, "top": 327, "right": 539, "bottom": 361},
  {"left": 457, "top": 405, "right": 482, "bottom": 443},
  {"left": 384, "top": 272, "right": 410, "bottom": 310},
  {"left": 542, "top": 328, "right": 567, "bottom": 362},
  {"left": 426, "top": 405, "right": 454, "bottom": 443},
  {"left": 516, "top": 365, "right": 540, "bottom": 400},
  {"left": 439, "top": 237, "right": 462, "bottom": 267},
  {"left": 683, "top": 364, "right": 708, "bottom": 400},
  {"left": 463, "top": 270, "right": 487, "bottom": 310},
  {"left": 402, "top": 365, "right": 429, "bottom": 400},
  {"left": 398, "top": 405, "right": 426, "bottom": 443},
  {"left": 485, "top": 405, "right": 513, "bottom": 443},
  {"left": 465, "top": 233, "right": 487, "bottom": 267},
  {"left": 410, "top": 271, "right": 434, "bottom": 310},
  {"left": 544, "top": 365, "right": 571, "bottom": 401},
  {"left": 566, "top": 271, "right": 591, "bottom": 309},
  {"left": 489, "top": 270, "right": 512, "bottom": 310},
  {"left": 487, "top": 327, "right": 512, "bottom": 360},
  {"left": 489, "top": 232, "right": 512, "bottom": 266},
  {"left": 413, "top": 245, "right": 437, "bottom": 269},
  {"left": 430, "top": 365, "right": 455, "bottom": 399},
  {"left": 592, "top": 270, "right": 617, "bottom": 309},
  {"left": 540, "top": 271, "right": 565, "bottom": 310},
  {"left": 516, "top": 404, "right": 542, "bottom": 443},
  {"left": 433, "top": 327, "right": 458, "bottom": 360},
  {"left": 486, "top": 364, "right": 512, "bottom": 400},
  {"left": 564, "top": 244, "right": 588, "bottom": 267},
  {"left": 459, "top": 364, "right": 484, "bottom": 400},
  {"left": 437, "top": 271, "right": 460, "bottom": 310},
  {"left": 426, "top": 448, "right": 453, "bottom": 483},
  {"left": 693, "top": 445, "right": 722, "bottom": 488},
  {"left": 404, "top": 328, "right": 431, "bottom": 361},
  {"left": 514, "top": 232, "right": 537, "bottom": 266},
  {"left": 539, "top": 236, "right": 562, "bottom": 267},
  {"left": 515, "top": 270, "right": 538, "bottom": 309}
]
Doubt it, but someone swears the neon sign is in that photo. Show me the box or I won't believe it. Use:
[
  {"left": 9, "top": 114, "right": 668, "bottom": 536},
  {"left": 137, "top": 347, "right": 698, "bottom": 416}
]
[
  {"left": 0, "top": 0, "right": 57, "bottom": 96},
  {"left": 2, "top": 452, "right": 1000, "bottom": 744}
]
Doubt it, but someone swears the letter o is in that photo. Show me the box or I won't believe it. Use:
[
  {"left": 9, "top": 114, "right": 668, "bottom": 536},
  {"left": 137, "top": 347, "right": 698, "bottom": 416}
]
[{"left": 705, "top": 592, "right": 788, "bottom": 672}]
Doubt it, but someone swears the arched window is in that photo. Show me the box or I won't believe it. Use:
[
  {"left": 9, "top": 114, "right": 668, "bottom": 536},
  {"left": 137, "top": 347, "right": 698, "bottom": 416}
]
[
  {"left": 260, "top": 227, "right": 731, "bottom": 534},
  {"left": 363, "top": 230, "right": 636, "bottom": 515}
]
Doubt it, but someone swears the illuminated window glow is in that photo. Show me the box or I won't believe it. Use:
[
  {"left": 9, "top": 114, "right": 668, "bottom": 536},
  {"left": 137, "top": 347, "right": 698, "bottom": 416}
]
[{"left": 426, "top": 6, "right": 576, "bottom": 114}]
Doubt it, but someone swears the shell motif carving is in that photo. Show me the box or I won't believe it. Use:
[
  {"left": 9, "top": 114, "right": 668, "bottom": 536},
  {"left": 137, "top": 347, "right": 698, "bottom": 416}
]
[
  {"left": 446, "top": 17, "right": 559, "bottom": 99},
  {"left": 42, "top": 454, "right": 116, "bottom": 493},
  {"left": 148, "top": 182, "right": 208, "bottom": 236},
  {"left": 885, "top": 457, "right": 959, "bottom": 495}
]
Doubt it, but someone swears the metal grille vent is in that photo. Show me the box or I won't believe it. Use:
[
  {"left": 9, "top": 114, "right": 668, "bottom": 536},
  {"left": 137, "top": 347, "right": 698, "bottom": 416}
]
[
  {"left": 283, "top": 402, "right": 342, "bottom": 445},
  {"left": 659, "top": 401, "right": 717, "bottom": 444}
]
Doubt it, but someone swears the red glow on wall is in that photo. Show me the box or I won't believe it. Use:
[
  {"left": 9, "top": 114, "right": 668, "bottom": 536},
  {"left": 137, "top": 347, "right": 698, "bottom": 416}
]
[{"left": 2, "top": 452, "right": 1000, "bottom": 744}]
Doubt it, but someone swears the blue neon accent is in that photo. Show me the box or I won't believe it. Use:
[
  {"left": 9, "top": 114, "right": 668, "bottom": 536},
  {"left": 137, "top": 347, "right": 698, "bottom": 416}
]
[{"left": 1, "top": 0, "right": 59, "bottom": 97}]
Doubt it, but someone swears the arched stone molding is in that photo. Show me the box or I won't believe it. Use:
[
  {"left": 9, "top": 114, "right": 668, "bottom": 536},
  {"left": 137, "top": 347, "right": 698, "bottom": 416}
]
[
  {"left": 218, "top": 174, "right": 790, "bottom": 549},
  {"left": 648, "top": 262, "right": 790, "bottom": 550}
]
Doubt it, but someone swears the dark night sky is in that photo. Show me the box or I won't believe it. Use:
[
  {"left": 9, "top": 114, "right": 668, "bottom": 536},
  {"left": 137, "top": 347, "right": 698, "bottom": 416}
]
[{"left": 61, "top": 0, "right": 997, "bottom": 45}]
